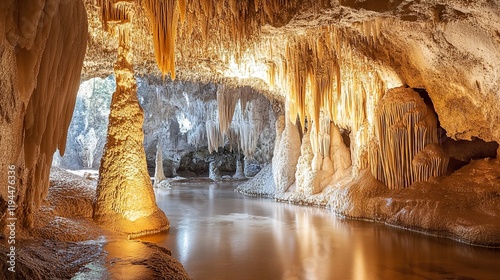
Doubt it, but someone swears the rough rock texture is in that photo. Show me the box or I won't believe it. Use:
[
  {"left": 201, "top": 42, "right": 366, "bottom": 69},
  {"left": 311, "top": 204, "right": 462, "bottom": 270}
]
[
  {"left": 236, "top": 164, "right": 276, "bottom": 198},
  {"left": 0, "top": 0, "right": 88, "bottom": 230},
  {"left": 208, "top": 161, "right": 221, "bottom": 181},
  {"left": 0, "top": 168, "right": 190, "bottom": 279},
  {"left": 93, "top": 23, "right": 168, "bottom": 238},
  {"left": 233, "top": 157, "right": 246, "bottom": 180}
]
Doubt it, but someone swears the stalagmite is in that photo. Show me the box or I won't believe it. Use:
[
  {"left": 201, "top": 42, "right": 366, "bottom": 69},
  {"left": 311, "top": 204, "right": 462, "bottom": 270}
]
[
  {"left": 295, "top": 127, "right": 319, "bottom": 194},
  {"left": 370, "top": 87, "right": 448, "bottom": 189},
  {"left": 93, "top": 3, "right": 168, "bottom": 238},
  {"left": 233, "top": 154, "right": 246, "bottom": 179},
  {"left": 273, "top": 110, "right": 301, "bottom": 194},
  {"left": 154, "top": 140, "right": 166, "bottom": 187},
  {"left": 412, "top": 143, "right": 449, "bottom": 183}
]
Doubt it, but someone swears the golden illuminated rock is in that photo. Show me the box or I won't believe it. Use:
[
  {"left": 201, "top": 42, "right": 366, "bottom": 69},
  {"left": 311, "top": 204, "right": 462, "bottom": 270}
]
[{"left": 93, "top": 10, "right": 168, "bottom": 237}]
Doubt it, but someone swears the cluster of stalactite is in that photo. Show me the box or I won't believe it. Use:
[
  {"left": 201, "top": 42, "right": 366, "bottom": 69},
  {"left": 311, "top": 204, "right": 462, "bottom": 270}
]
[
  {"left": 95, "top": 0, "right": 332, "bottom": 79},
  {"left": 217, "top": 85, "right": 239, "bottom": 137},
  {"left": 92, "top": 1, "right": 454, "bottom": 192},
  {"left": 206, "top": 119, "right": 223, "bottom": 154},
  {"left": 257, "top": 25, "right": 390, "bottom": 177},
  {"left": 369, "top": 87, "right": 448, "bottom": 189},
  {"left": 96, "top": 0, "right": 134, "bottom": 31},
  {"left": 205, "top": 86, "right": 262, "bottom": 158}
]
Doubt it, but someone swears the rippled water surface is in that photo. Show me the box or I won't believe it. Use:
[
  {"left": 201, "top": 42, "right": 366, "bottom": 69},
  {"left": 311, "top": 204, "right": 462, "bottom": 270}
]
[{"left": 143, "top": 182, "right": 500, "bottom": 280}]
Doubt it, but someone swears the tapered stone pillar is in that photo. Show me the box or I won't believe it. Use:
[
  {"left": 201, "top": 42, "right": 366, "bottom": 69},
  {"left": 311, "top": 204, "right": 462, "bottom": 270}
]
[{"left": 93, "top": 26, "right": 168, "bottom": 238}]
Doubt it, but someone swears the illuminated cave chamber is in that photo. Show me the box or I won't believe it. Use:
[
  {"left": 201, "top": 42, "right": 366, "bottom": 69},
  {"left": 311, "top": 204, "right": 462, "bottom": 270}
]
[
  {"left": 137, "top": 79, "right": 276, "bottom": 180},
  {"left": 84, "top": 0, "right": 498, "bottom": 245},
  {"left": 1, "top": 0, "right": 499, "bottom": 250}
]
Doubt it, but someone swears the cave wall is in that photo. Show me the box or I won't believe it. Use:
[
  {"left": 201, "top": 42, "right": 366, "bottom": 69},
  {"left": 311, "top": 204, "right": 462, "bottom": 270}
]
[
  {"left": 0, "top": 0, "right": 88, "bottom": 229},
  {"left": 53, "top": 76, "right": 114, "bottom": 169}
]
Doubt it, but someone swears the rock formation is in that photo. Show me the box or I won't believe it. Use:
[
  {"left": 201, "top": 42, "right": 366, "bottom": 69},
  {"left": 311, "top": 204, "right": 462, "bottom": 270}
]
[
  {"left": 0, "top": 0, "right": 87, "bottom": 230},
  {"left": 92, "top": 4, "right": 168, "bottom": 238},
  {"left": 154, "top": 140, "right": 167, "bottom": 187},
  {"left": 370, "top": 87, "right": 448, "bottom": 189}
]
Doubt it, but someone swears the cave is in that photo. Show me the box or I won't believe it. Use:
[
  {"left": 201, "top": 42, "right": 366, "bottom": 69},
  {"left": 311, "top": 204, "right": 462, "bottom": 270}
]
[{"left": 1, "top": 0, "right": 500, "bottom": 279}]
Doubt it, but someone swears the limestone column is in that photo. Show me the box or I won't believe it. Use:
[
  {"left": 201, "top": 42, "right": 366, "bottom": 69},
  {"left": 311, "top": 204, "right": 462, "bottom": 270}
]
[{"left": 93, "top": 25, "right": 168, "bottom": 238}]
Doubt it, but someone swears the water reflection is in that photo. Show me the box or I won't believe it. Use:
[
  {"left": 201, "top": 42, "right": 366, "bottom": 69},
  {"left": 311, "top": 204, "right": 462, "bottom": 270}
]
[
  {"left": 104, "top": 241, "right": 153, "bottom": 280},
  {"left": 145, "top": 183, "right": 500, "bottom": 280}
]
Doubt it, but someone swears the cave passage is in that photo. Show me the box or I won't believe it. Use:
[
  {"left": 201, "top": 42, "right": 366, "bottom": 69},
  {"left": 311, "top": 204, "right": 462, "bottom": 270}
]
[{"left": 142, "top": 182, "right": 500, "bottom": 280}]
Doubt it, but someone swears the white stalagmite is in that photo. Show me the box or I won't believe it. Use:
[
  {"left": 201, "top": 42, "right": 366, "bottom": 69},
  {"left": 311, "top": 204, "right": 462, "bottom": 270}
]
[
  {"left": 154, "top": 140, "right": 166, "bottom": 187},
  {"left": 330, "top": 123, "right": 352, "bottom": 174},
  {"left": 273, "top": 112, "right": 302, "bottom": 194},
  {"left": 295, "top": 127, "right": 319, "bottom": 194}
]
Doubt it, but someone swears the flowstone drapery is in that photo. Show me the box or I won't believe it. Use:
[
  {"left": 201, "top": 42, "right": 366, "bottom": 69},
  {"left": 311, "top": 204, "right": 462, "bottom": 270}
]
[{"left": 370, "top": 87, "right": 448, "bottom": 189}]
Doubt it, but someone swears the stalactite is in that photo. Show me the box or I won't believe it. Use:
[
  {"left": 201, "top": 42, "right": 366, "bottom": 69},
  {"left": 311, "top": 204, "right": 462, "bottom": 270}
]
[
  {"left": 217, "top": 85, "right": 239, "bottom": 137},
  {"left": 227, "top": 125, "right": 240, "bottom": 152},
  {"left": 239, "top": 120, "right": 262, "bottom": 159},
  {"left": 206, "top": 119, "right": 222, "bottom": 154},
  {"left": 142, "top": 0, "right": 180, "bottom": 79},
  {"left": 188, "top": 123, "right": 206, "bottom": 149},
  {"left": 6, "top": 0, "right": 88, "bottom": 228}
]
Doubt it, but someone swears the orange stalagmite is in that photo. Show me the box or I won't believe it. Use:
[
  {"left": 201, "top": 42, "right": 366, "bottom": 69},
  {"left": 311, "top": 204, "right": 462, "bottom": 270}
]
[{"left": 93, "top": 3, "right": 168, "bottom": 238}]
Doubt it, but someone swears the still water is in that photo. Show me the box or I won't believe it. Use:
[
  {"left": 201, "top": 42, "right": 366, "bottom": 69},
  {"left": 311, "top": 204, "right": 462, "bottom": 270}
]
[{"left": 143, "top": 182, "right": 500, "bottom": 280}]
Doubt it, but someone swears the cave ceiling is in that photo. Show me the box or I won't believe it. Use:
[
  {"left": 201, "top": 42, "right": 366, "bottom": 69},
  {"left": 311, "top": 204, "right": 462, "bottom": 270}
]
[{"left": 82, "top": 0, "right": 500, "bottom": 142}]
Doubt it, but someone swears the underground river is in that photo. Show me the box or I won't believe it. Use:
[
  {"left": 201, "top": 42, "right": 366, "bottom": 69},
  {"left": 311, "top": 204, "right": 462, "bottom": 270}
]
[{"left": 142, "top": 182, "right": 500, "bottom": 280}]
